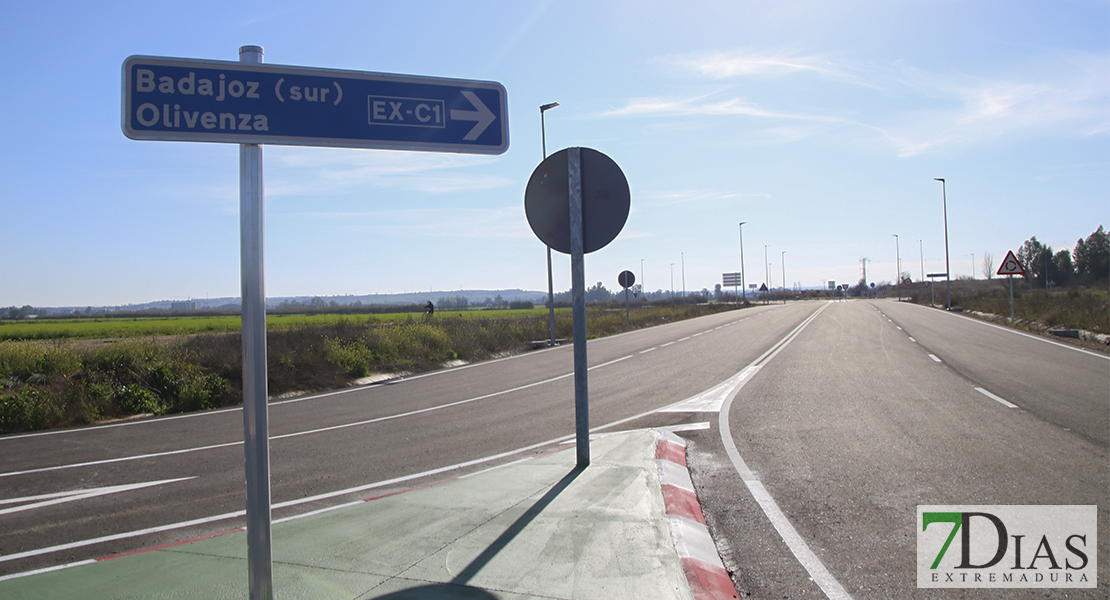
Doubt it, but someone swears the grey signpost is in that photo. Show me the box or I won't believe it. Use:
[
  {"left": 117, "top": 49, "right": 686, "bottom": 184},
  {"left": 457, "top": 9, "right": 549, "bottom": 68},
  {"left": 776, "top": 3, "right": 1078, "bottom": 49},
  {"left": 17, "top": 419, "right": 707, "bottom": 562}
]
[
  {"left": 525, "top": 147, "right": 629, "bottom": 468},
  {"left": 997, "top": 250, "right": 1025, "bottom": 322},
  {"left": 723, "top": 272, "right": 741, "bottom": 305},
  {"left": 123, "top": 47, "right": 508, "bottom": 600},
  {"left": 618, "top": 270, "right": 636, "bottom": 327}
]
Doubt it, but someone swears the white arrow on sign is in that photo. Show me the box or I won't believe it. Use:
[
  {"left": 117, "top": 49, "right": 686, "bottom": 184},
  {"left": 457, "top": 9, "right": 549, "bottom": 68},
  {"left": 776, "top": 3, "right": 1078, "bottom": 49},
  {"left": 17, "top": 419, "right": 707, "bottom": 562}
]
[{"left": 451, "top": 91, "right": 496, "bottom": 141}]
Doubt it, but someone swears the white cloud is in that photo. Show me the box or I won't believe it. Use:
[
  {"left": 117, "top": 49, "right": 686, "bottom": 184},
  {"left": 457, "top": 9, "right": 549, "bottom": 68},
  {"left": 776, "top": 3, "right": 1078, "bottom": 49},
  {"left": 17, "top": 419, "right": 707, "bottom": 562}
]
[
  {"left": 266, "top": 148, "right": 512, "bottom": 196},
  {"left": 286, "top": 206, "right": 531, "bottom": 239},
  {"left": 619, "top": 49, "right": 1110, "bottom": 157}
]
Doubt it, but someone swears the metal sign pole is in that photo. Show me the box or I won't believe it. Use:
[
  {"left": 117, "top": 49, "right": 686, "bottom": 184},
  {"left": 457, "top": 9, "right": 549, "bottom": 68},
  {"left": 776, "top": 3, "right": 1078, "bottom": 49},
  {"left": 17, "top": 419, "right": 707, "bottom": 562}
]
[
  {"left": 1009, "top": 274, "right": 1015, "bottom": 323},
  {"left": 238, "top": 45, "right": 274, "bottom": 600},
  {"left": 568, "top": 147, "right": 589, "bottom": 468}
]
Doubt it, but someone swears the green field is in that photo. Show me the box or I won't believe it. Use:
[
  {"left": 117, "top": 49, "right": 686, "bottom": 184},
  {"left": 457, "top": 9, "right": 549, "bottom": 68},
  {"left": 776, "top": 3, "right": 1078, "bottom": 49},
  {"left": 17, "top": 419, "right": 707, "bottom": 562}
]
[{"left": 0, "top": 308, "right": 561, "bottom": 342}]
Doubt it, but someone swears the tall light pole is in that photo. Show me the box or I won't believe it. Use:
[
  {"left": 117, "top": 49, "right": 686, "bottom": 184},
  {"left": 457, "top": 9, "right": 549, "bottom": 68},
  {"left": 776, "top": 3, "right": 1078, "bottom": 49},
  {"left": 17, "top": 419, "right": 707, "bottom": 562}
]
[
  {"left": 970, "top": 253, "right": 975, "bottom": 280},
  {"left": 893, "top": 234, "right": 901, "bottom": 301},
  {"left": 918, "top": 239, "right": 924, "bottom": 283},
  {"left": 681, "top": 252, "right": 686, "bottom": 302},
  {"left": 934, "top": 178, "right": 951, "bottom": 310},
  {"left": 540, "top": 102, "right": 558, "bottom": 345},
  {"left": 670, "top": 263, "right": 674, "bottom": 298},
  {"left": 640, "top": 258, "right": 645, "bottom": 301},
  {"left": 738, "top": 222, "right": 747, "bottom": 302},
  {"left": 781, "top": 251, "right": 786, "bottom": 305},
  {"left": 764, "top": 244, "right": 769, "bottom": 303}
]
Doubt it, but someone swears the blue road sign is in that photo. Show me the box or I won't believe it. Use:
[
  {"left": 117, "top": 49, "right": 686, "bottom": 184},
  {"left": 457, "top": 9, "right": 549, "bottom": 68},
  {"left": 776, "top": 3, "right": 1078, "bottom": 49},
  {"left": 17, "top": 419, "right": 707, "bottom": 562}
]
[{"left": 122, "top": 55, "right": 508, "bottom": 154}]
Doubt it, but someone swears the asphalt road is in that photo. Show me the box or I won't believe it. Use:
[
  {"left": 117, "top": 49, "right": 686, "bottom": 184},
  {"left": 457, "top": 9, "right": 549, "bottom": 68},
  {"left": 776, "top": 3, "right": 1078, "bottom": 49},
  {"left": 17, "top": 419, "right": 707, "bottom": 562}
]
[{"left": 2, "top": 299, "right": 1107, "bottom": 598}]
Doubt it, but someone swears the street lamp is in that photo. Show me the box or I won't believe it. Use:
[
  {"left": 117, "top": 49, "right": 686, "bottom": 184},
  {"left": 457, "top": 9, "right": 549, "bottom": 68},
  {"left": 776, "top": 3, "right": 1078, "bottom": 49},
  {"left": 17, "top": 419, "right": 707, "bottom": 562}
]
[
  {"left": 781, "top": 251, "right": 786, "bottom": 305},
  {"left": 640, "top": 258, "right": 645, "bottom": 301},
  {"left": 541, "top": 102, "right": 559, "bottom": 345},
  {"left": 738, "top": 222, "right": 747, "bottom": 302},
  {"left": 670, "top": 263, "right": 675, "bottom": 298},
  {"left": 764, "top": 244, "right": 769, "bottom": 303},
  {"left": 970, "top": 253, "right": 975, "bottom": 280},
  {"left": 918, "top": 239, "right": 924, "bottom": 283},
  {"left": 893, "top": 234, "right": 901, "bottom": 301},
  {"left": 934, "top": 177, "right": 951, "bottom": 310},
  {"left": 681, "top": 252, "right": 686, "bottom": 302}
]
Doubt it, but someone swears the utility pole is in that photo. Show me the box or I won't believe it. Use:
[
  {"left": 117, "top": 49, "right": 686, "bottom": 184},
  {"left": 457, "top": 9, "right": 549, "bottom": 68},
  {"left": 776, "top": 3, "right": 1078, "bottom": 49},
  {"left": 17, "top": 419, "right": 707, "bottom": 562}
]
[{"left": 738, "top": 222, "right": 747, "bottom": 302}]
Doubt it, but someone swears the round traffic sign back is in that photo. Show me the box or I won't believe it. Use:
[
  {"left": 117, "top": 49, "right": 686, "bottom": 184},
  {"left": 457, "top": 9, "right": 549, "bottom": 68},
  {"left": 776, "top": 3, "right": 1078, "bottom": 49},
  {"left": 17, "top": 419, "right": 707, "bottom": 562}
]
[
  {"left": 618, "top": 270, "right": 636, "bottom": 289},
  {"left": 524, "top": 147, "right": 630, "bottom": 255}
]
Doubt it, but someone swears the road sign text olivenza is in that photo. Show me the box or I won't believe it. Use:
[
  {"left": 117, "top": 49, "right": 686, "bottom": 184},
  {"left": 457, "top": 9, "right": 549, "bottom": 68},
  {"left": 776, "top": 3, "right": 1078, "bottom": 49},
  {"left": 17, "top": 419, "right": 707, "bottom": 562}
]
[{"left": 122, "top": 56, "right": 508, "bottom": 154}]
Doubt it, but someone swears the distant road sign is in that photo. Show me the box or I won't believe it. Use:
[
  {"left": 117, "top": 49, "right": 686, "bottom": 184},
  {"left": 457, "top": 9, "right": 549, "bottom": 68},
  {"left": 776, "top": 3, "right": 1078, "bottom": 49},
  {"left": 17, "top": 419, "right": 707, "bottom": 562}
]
[
  {"left": 927, "top": 273, "right": 948, "bottom": 278},
  {"left": 902, "top": 277, "right": 912, "bottom": 286},
  {"left": 722, "top": 272, "right": 742, "bottom": 285},
  {"left": 997, "top": 250, "right": 1026, "bottom": 276},
  {"left": 122, "top": 55, "right": 508, "bottom": 154},
  {"left": 618, "top": 270, "right": 636, "bottom": 289}
]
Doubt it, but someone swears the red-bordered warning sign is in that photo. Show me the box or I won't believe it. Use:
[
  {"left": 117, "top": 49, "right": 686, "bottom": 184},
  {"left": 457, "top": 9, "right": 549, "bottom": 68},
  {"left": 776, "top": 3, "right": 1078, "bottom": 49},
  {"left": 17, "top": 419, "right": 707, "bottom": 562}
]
[{"left": 997, "top": 250, "right": 1025, "bottom": 276}]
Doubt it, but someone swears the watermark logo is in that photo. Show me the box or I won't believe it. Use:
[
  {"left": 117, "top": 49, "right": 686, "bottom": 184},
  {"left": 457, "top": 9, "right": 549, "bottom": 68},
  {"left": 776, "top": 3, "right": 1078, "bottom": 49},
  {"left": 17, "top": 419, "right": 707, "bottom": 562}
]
[{"left": 918, "top": 505, "right": 1096, "bottom": 588}]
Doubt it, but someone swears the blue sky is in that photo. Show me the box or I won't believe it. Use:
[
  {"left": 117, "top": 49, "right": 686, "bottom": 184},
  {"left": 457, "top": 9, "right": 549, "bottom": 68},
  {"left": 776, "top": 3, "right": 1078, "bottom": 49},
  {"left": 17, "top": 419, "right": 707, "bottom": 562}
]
[{"left": 2, "top": 1, "right": 1107, "bottom": 307}]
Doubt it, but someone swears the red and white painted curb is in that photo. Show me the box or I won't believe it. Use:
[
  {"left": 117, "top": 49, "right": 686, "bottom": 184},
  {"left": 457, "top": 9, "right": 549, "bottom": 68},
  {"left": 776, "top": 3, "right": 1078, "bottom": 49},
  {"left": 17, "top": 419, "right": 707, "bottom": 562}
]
[{"left": 656, "top": 430, "right": 739, "bottom": 600}]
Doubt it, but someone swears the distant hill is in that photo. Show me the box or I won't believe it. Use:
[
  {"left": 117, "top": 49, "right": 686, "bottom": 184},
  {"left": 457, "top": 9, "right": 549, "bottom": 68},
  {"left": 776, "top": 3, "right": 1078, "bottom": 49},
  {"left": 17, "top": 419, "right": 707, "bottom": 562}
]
[{"left": 27, "top": 289, "right": 548, "bottom": 316}]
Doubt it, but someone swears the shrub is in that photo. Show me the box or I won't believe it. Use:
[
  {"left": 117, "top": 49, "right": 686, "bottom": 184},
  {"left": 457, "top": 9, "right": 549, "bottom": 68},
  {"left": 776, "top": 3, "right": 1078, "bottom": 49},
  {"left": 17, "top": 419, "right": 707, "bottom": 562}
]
[{"left": 0, "top": 386, "right": 64, "bottom": 432}]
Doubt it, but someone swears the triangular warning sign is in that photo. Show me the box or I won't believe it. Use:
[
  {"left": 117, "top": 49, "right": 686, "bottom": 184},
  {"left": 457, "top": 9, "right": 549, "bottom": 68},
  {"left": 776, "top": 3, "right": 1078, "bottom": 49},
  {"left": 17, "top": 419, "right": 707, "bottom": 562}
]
[
  {"left": 759, "top": 283, "right": 768, "bottom": 291},
  {"left": 997, "top": 250, "right": 1025, "bottom": 276}
]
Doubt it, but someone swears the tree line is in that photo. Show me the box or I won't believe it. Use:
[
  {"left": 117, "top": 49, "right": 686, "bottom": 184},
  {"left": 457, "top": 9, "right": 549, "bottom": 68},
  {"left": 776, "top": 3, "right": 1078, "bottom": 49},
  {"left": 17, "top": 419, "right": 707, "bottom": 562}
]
[{"left": 1016, "top": 225, "right": 1108, "bottom": 288}]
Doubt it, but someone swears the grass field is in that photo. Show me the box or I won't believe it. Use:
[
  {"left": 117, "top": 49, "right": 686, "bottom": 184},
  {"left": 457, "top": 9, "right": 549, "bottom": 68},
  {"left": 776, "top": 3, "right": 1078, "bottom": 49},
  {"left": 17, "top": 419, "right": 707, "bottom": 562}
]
[{"left": 0, "top": 307, "right": 561, "bottom": 342}]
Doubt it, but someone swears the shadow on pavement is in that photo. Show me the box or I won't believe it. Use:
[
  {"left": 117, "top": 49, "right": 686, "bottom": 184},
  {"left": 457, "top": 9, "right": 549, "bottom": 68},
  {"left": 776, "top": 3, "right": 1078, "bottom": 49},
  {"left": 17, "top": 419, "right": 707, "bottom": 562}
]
[{"left": 368, "top": 466, "right": 584, "bottom": 599}]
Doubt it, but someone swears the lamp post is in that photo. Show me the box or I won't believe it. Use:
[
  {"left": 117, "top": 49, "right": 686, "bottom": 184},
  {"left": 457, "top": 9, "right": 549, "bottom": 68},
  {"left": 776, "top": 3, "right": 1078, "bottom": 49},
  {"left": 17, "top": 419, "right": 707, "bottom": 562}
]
[
  {"left": 764, "top": 244, "right": 769, "bottom": 303},
  {"left": 670, "top": 263, "right": 674, "bottom": 298},
  {"left": 934, "top": 178, "right": 951, "bottom": 310},
  {"left": 681, "top": 252, "right": 686, "bottom": 302},
  {"left": 540, "top": 102, "right": 558, "bottom": 345},
  {"left": 970, "top": 253, "right": 975, "bottom": 280},
  {"left": 738, "top": 222, "right": 747, "bottom": 302},
  {"left": 640, "top": 258, "right": 645, "bottom": 301},
  {"left": 918, "top": 239, "right": 924, "bottom": 283},
  {"left": 781, "top": 251, "right": 786, "bottom": 305},
  {"left": 893, "top": 234, "right": 901, "bottom": 301}
]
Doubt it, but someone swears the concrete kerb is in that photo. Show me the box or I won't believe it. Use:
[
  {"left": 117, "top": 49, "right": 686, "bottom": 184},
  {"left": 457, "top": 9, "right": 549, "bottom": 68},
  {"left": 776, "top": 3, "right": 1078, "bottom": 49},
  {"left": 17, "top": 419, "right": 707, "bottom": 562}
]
[{"left": 0, "top": 428, "right": 736, "bottom": 600}]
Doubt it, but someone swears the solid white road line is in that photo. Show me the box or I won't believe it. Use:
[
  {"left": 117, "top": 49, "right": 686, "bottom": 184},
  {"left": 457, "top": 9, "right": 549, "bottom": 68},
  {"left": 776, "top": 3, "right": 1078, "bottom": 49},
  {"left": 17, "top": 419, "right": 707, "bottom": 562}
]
[{"left": 717, "top": 302, "right": 854, "bottom": 600}]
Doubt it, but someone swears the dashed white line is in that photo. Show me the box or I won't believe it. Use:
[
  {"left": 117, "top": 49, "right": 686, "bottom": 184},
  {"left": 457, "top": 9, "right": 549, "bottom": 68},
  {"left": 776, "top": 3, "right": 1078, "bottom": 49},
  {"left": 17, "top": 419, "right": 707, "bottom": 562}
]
[
  {"left": 928, "top": 354, "right": 942, "bottom": 363},
  {"left": 640, "top": 348, "right": 657, "bottom": 354},
  {"left": 908, "top": 337, "right": 916, "bottom": 343},
  {"left": 974, "top": 387, "right": 1019, "bottom": 408}
]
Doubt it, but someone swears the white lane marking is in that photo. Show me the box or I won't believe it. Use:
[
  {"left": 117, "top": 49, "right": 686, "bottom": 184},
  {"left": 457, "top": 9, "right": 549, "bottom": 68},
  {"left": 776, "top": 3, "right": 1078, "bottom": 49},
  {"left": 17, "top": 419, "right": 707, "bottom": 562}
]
[
  {"left": 640, "top": 347, "right": 657, "bottom": 354},
  {"left": 679, "top": 336, "right": 692, "bottom": 342},
  {"left": 660, "top": 366, "right": 761, "bottom": 413},
  {"left": 0, "top": 478, "right": 195, "bottom": 516},
  {"left": 908, "top": 337, "right": 916, "bottom": 343},
  {"left": 907, "top": 303, "right": 1110, "bottom": 360},
  {"left": 0, "top": 357, "right": 635, "bottom": 478},
  {"left": 0, "top": 560, "right": 97, "bottom": 582},
  {"left": 0, "top": 441, "right": 241, "bottom": 479},
  {"left": 717, "top": 303, "right": 853, "bottom": 600},
  {"left": 693, "top": 333, "right": 704, "bottom": 338},
  {"left": 974, "top": 387, "right": 1019, "bottom": 408},
  {"left": 928, "top": 354, "right": 942, "bottom": 363},
  {"left": 662, "top": 342, "right": 675, "bottom": 347}
]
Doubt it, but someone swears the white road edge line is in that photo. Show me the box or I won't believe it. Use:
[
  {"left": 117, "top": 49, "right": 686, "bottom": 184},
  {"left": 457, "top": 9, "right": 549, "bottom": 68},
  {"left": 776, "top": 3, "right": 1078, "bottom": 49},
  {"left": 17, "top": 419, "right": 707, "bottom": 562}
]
[
  {"left": 974, "top": 387, "right": 1019, "bottom": 408},
  {"left": 0, "top": 357, "right": 634, "bottom": 479},
  {"left": 717, "top": 302, "right": 853, "bottom": 600}
]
